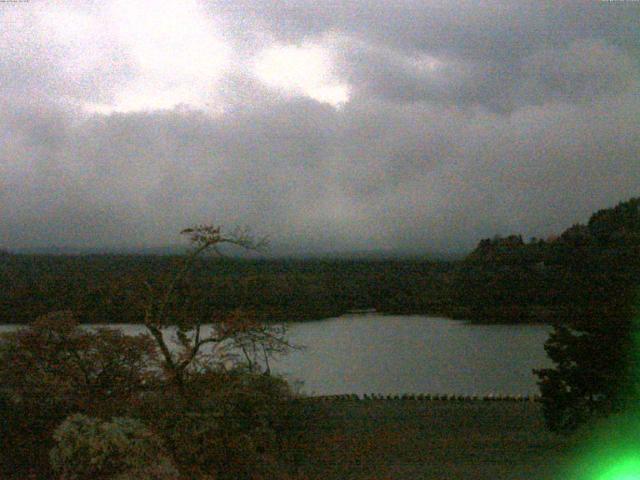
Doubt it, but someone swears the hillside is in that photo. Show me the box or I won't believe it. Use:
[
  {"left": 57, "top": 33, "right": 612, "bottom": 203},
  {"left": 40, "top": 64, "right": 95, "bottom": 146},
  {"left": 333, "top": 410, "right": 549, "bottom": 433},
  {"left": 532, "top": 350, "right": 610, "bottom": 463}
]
[
  {"left": 0, "top": 197, "right": 638, "bottom": 325},
  {"left": 451, "top": 196, "right": 640, "bottom": 323}
]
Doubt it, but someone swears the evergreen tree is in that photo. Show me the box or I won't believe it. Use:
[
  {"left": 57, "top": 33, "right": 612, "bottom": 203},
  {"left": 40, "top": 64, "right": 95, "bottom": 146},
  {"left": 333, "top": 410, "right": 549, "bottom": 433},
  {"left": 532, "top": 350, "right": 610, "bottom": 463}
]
[{"left": 534, "top": 197, "right": 640, "bottom": 433}]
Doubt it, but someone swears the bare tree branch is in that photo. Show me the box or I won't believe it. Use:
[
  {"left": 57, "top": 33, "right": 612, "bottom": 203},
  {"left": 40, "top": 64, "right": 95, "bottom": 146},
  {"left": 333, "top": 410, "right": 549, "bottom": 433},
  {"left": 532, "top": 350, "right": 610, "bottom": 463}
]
[{"left": 139, "top": 224, "right": 277, "bottom": 388}]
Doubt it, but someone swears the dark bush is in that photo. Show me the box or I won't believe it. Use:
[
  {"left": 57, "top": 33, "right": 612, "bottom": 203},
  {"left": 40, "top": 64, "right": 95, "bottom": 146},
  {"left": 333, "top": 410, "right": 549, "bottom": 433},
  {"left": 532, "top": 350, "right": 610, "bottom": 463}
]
[
  {"left": 0, "top": 311, "right": 160, "bottom": 478},
  {"left": 0, "top": 311, "right": 159, "bottom": 416},
  {"left": 0, "top": 388, "right": 67, "bottom": 478},
  {"left": 137, "top": 367, "right": 301, "bottom": 479}
]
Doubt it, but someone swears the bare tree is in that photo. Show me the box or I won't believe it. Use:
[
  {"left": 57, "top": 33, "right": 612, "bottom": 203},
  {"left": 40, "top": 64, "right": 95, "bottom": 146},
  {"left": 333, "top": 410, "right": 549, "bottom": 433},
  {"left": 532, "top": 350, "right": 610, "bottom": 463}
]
[{"left": 139, "top": 225, "right": 291, "bottom": 388}]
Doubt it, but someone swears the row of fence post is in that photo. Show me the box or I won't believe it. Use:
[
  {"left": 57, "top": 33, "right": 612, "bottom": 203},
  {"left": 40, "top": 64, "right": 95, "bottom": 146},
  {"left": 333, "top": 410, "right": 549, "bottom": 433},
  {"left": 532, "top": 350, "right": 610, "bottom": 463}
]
[{"left": 305, "top": 393, "right": 541, "bottom": 402}]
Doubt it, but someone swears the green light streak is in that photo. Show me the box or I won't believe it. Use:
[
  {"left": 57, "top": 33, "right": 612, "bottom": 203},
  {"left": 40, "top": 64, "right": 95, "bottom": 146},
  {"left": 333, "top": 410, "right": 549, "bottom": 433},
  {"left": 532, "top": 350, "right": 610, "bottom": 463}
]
[
  {"left": 599, "top": 457, "right": 640, "bottom": 480},
  {"left": 553, "top": 294, "right": 640, "bottom": 480},
  {"left": 557, "top": 412, "right": 640, "bottom": 479}
]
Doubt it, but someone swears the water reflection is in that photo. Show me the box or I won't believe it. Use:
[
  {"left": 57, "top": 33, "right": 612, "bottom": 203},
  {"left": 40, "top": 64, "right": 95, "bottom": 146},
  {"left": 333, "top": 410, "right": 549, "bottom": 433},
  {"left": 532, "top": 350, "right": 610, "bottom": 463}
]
[{"left": 0, "top": 314, "right": 552, "bottom": 396}]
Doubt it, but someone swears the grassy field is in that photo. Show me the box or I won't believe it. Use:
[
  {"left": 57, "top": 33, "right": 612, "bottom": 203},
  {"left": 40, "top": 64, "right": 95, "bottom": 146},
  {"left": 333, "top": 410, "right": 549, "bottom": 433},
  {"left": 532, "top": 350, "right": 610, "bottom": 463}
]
[{"left": 282, "top": 399, "right": 578, "bottom": 480}]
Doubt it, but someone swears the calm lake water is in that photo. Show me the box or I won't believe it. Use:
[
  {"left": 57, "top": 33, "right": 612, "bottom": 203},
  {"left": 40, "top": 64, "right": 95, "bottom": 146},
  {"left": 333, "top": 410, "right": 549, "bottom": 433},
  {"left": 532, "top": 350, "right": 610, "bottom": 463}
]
[{"left": 0, "top": 314, "right": 552, "bottom": 396}]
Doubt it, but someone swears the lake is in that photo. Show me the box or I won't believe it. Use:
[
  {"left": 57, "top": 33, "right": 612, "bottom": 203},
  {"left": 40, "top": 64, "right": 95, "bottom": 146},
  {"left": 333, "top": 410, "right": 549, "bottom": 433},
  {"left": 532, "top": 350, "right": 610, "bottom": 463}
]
[{"left": 0, "top": 314, "right": 552, "bottom": 396}]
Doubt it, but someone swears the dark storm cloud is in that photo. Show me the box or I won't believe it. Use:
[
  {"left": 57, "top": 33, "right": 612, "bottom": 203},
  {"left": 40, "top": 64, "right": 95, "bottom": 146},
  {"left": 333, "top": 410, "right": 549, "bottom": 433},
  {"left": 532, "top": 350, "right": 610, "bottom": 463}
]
[
  {"left": 0, "top": 1, "right": 639, "bottom": 254},
  {"left": 335, "top": 36, "right": 638, "bottom": 112},
  {"left": 215, "top": 1, "right": 640, "bottom": 111},
  {"left": 212, "top": 1, "right": 640, "bottom": 58}
]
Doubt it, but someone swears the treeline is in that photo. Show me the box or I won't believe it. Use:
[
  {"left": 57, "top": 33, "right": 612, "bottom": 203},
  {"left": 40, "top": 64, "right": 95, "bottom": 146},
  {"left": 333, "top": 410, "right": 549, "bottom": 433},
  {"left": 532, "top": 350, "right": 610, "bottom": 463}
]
[
  {"left": 1, "top": 197, "right": 639, "bottom": 325},
  {"left": 452, "top": 197, "right": 640, "bottom": 323},
  {"left": 0, "top": 254, "right": 456, "bottom": 324}
]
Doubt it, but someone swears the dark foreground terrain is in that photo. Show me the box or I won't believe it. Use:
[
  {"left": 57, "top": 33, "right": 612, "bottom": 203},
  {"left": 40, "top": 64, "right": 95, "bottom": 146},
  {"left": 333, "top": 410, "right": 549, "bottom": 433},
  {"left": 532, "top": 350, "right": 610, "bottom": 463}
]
[{"left": 283, "top": 399, "right": 576, "bottom": 480}]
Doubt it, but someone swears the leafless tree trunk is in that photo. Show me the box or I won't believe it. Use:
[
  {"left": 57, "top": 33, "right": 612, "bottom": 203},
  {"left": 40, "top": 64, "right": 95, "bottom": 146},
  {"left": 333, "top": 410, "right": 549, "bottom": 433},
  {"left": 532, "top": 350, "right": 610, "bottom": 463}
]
[{"left": 138, "top": 225, "right": 291, "bottom": 390}]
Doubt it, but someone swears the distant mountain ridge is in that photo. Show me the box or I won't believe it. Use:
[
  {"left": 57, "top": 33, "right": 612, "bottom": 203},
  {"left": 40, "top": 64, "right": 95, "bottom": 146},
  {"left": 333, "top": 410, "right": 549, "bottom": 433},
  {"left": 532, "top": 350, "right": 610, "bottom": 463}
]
[{"left": 9, "top": 244, "right": 461, "bottom": 261}]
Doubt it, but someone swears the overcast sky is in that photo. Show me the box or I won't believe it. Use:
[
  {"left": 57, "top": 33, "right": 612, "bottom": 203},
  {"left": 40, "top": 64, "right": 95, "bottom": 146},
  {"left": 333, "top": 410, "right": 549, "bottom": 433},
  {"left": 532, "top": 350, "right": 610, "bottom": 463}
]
[{"left": 1, "top": 1, "right": 639, "bottom": 255}]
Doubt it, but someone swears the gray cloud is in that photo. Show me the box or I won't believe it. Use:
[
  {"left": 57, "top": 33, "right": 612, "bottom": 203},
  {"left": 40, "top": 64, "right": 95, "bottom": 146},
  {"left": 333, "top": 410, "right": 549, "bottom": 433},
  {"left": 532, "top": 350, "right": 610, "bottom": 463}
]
[
  {"left": 335, "top": 36, "right": 639, "bottom": 112},
  {"left": 212, "top": 1, "right": 640, "bottom": 59},
  {"left": 0, "top": 1, "right": 639, "bottom": 255},
  {"left": 0, "top": 4, "right": 133, "bottom": 107}
]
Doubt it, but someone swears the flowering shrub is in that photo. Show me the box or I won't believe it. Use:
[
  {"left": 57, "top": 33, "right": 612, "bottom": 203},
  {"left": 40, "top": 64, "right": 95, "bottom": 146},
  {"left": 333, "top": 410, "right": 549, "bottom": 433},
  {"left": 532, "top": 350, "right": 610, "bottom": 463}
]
[{"left": 49, "top": 414, "right": 179, "bottom": 480}]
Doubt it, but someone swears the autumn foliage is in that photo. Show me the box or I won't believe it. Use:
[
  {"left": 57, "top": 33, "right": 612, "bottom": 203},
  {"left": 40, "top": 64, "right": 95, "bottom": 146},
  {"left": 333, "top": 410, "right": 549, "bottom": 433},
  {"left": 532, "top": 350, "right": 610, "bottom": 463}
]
[{"left": 0, "top": 225, "right": 298, "bottom": 480}]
